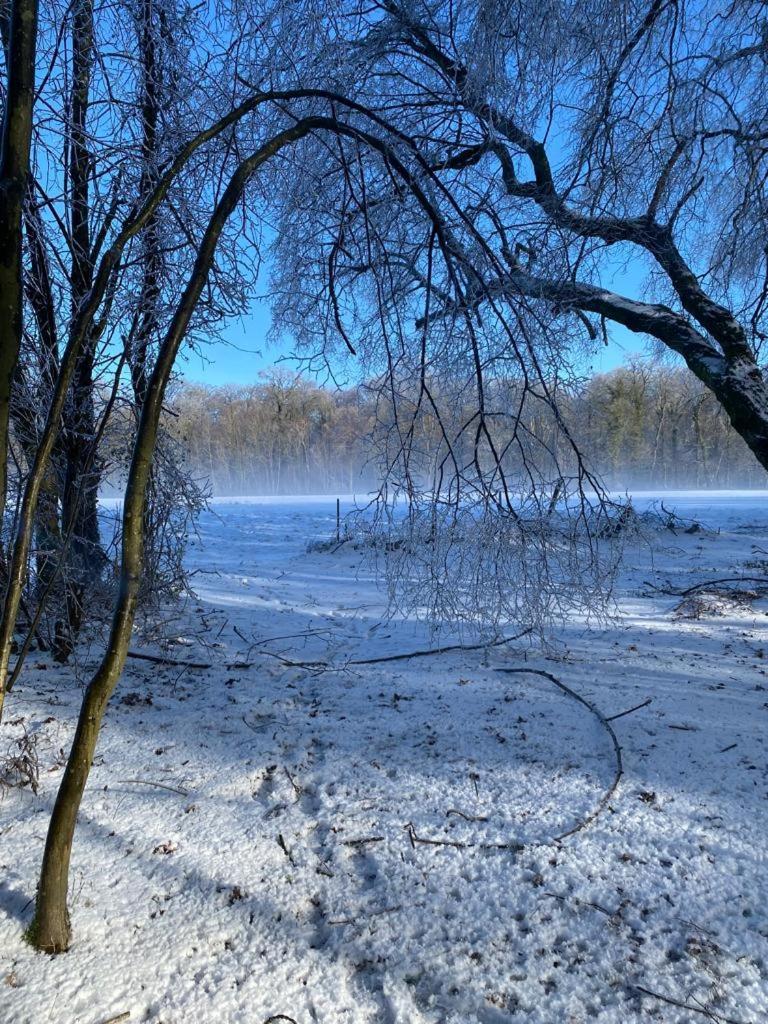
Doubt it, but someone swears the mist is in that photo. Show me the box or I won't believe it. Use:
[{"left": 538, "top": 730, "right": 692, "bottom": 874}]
[{"left": 153, "top": 363, "right": 767, "bottom": 497}]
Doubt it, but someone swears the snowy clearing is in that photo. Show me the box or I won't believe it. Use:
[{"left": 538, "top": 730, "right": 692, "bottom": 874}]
[{"left": 1, "top": 492, "right": 768, "bottom": 1024}]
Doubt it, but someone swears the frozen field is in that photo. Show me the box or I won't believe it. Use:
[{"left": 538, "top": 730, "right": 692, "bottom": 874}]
[{"left": 1, "top": 492, "right": 768, "bottom": 1023}]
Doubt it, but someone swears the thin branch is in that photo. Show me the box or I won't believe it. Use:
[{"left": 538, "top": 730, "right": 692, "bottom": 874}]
[
  {"left": 497, "top": 667, "right": 623, "bottom": 841},
  {"left": 633, "top": 984, "right": 753, "bottom": 1024},
  {"left": 127, "top": 650, "right": 212, "bottom": 670},
  {"left": 119, "top": 779, "right": 189, "bottom": 797},
  {"left": 606, "top": 698, "right": 652, "bottom": 722},
  {"left": 645, "top": 577, "right": 768, "bottom": 597}
]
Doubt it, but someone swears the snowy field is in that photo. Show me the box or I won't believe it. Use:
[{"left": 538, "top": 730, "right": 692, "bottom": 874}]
[{"left": 1, "top": 491, "right": 768, "bottom": 1023}]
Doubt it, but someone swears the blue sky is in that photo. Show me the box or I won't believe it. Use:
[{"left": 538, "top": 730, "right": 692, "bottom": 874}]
[
  {"left": 178, "top": 298, "right": 285, "bottom": 385},
  {"left": 179, "top": 309, "right": 647, "bottom": 386},
  {"left": 178, "top": 260, "right": 651, "bottom": 387}
]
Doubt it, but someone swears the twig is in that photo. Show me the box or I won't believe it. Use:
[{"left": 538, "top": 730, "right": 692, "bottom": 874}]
[
  {"left": 497, "top": 667, "right": 623, "bottom": 841},
  {"left": 277, "top": 833, "right": 295, "bottom": 866},
  {"left": 252, "top": 628, "right": 340, "bottom": 647},
  {"left": 283, "top": 766, "right": 302, "bottom": 798},
  {"left": 97, "top": 1013, "right": 130, "bottom": 1024},
  {"left": 328, "top": 903, "right": 401, "bottom": 925},
  {"left": 403, "top": 821, "right": 522, "bottom": 853},
  {"left": 633, "top": 984, "right": 752, "bottom": 1024},
  {"left": 369, "top": 903, "right": 402, "bottom": 916},
  {"left": 119, "top": 778, "right": 189, "bottom": 796},
  {"left": 341, "top": 835, "right": 385, "bottom": 846},
  {"left": 403, "top": 822, "right": 468, "bottom": 849},
  {"left": 544, "top": 891, "right": 617, "bottom": 919},
  {"left": 232, "top": 624, "right": 257, "bottom": 662},
  {"left": 446, "top": 808, "right": 489, "bottom": 822},
  {"left": 606, "top": 697, "right": 652, "bottom": 722}
]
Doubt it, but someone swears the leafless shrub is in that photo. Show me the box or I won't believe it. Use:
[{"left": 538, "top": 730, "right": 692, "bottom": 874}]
[
  {"left": 1, "top": 721, "right": 40, "bottom": 796},
  {"left": 674, "top": 587, "right": 766, "bottom": 620}
]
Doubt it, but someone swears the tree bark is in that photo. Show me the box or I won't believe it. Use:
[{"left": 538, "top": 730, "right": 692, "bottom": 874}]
[
  {"left": 28, "top": 117, "right": 333, "bottom": 953},
  {"left": 0, "top": 0, "right": 38, "bottom": 528},
  {"left": 61, "top": 0, "right": 102, "bottom": 621}
]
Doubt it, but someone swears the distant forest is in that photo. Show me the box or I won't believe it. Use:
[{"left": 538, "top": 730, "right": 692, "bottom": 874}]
[{"left": 165, "top": 360, "right": 765, "bottom": 495}]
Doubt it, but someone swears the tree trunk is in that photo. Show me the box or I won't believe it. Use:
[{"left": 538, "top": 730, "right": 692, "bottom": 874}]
[
  {"left": 59, "top": 0, "right": 103, "bottom": 627},
  {"left": 0, "top": 0, "right": 38, "bottom": 528},
  {"left": 28, "top": 117, "right": 328, "bottom": 952},
  {"left": 698, "top": 357, "right": 768, "bottom": 476}
]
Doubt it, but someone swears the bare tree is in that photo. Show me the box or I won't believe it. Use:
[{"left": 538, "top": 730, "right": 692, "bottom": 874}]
[
  {"left": 269, "top": 0, "right": 768, "bottom": 472},
  {"left": 19, "top": 78, "right": 530, "bottom": 947},
  {"left": 0, "top": 0, "right": 274, "bottom": 711}
]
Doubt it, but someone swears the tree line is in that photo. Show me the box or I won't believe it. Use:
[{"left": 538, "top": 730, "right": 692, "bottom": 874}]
[{"left": 165, "top": 362, "right": 766, "bottom": 496}]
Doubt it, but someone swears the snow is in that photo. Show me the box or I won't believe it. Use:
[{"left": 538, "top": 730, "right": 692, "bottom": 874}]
[{"left": 1, "top": 492, "right": 768, "bottom": 1023}]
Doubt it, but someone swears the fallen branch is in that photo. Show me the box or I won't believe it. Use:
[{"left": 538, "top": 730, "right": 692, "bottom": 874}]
[
  {"left": 129, "top": 631, "right": 533, "bottom": 676},
  {"left": 228, "top": 628, "right": 532, "bottom": 672},
  {"left": 399, "top": 667, "right": 622, "bottom": 853},
  {"left": 127, "top": 650, "right": 212, "bottom": 670},
  {"left": 633, "top": 984, "right": 753, "bottom": 1024},
  {"left": 606, "top": 697, "right": 652, "bottom": 722},
  {"left": 645, "top": 576, "right": 768, "bottom": 598},
  {"left": 347, "top": 629, "right": 532, "bottom": 666},
  {"left": 252, "top": 628, "right": 344, "bottom": 647},
  {"left": 497, "top": 667, "right": 623, "bottom": 841},
  {"left": 341, "top": 835, "right": 385, "bottom": 847},
  {"left": 228, "top": 652, "right": 324, "bottom": 670},
  {"left": 446, "top": 808, "right": 489, "bottom": 822}
]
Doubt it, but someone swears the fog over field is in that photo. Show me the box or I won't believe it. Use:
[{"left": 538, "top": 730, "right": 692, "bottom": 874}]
[{"left": 98, "top": 361, "right": 768, "bottom": 499}]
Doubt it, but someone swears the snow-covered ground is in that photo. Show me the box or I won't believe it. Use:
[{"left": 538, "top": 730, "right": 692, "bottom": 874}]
[{"left": 1, "top": 492, "right": 767, "bottom": 1023}]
